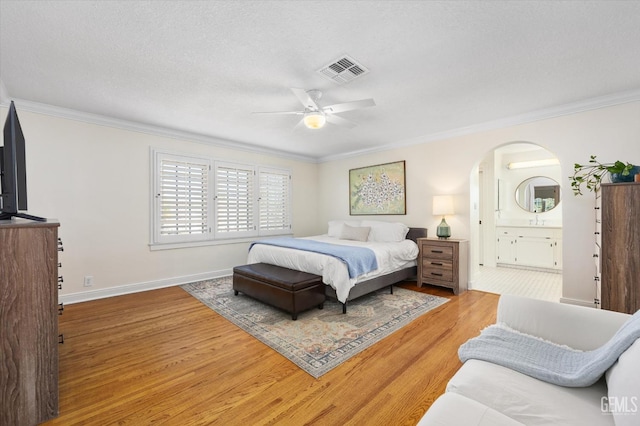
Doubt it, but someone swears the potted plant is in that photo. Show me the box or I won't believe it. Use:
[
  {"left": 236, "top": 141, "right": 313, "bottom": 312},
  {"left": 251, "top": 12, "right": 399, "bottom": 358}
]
[{"left": 570, "top": 155, "right": 639, "bottom": 196}]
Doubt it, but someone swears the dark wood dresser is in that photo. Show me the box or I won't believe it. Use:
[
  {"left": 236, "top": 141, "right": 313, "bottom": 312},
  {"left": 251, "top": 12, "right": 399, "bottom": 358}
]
[
  {"left": 600, "top": 182, "right": 640, "bottom": 314},
  {"left": 1, "top": 219, "right": 60, "bottom": 425}
]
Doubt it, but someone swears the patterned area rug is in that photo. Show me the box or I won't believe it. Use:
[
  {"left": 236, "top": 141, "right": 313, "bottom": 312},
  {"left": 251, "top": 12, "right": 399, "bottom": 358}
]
[{"left": 182, "top": 276, "right": 449, "bottom": 378}]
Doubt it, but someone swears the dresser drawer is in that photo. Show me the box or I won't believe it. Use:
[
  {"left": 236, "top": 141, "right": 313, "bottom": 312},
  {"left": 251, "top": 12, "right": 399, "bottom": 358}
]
[{"left": 421, "top": 244, "right": 453, "bottom": 260}]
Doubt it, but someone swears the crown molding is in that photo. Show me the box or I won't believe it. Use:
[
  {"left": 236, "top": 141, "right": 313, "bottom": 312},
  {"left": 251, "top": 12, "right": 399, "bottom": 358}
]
[
  {"left": 2, "top": 88, "right": 638, "bottom": 165},
  {"left": 0, "top": 97, "right": 318, "bottom": 164},
  {"left": 317, "top": 89, "right": 640, "bottom": 163}
]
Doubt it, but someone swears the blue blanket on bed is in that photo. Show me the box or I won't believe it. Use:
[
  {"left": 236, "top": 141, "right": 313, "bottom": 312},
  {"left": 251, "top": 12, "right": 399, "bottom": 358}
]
[
  {"left": 458, "top": 309, "right": 640, "bottom": 387},
  {"left": 250, "top": 238, "right": 378, "bottom": 279}
]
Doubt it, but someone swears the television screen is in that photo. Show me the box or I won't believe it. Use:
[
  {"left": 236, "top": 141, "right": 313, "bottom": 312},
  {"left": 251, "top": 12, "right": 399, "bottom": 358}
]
[{"left": 0, "top": 101, "right": 44, "bottom": 221}]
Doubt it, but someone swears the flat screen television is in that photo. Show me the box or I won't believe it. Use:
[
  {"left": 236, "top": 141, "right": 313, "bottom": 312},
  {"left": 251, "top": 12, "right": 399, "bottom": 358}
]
[{"left": 0, "top": 101, "right": 45, "bottom": 221}]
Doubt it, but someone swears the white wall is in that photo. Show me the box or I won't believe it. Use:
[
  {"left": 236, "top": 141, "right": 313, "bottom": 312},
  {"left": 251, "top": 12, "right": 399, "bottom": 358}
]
[
  {"left": 4, "top": 101, "right": 639, "bottom": 306},
  {"left": 318, "top": 101, "right": 640, "bottom": 306},
  {"left": 0, "top": 107, "right": 319, "bottom": 302}
]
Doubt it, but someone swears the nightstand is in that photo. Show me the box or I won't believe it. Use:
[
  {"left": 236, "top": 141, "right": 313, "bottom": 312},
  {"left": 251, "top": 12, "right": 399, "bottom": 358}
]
[{"left": 417, "top": 237, "right": 468, "bottom": 295}]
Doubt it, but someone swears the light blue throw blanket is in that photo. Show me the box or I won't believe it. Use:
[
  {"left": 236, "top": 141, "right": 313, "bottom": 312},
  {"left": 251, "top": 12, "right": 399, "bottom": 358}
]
[
  {"left": 250, "top": 237, "right": 378, "bottom": 278},
  {"left": 458, "top": 309, "right": 640, "bottom": 387}
]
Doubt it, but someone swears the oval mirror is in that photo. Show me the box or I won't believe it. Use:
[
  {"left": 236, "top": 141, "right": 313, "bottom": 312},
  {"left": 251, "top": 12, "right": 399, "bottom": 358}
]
[{"left": 515, "top": 176, "right": 561, "bottom": 213}]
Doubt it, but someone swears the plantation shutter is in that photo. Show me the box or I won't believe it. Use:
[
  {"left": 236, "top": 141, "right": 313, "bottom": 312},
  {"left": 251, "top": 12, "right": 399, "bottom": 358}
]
[
  {"left": 258, "top": 167, "right": 291, "bottom": 236},
  {"left": 155, "top": 153, "right": 210, "bottom": 243},
  {"left": 214, "top": 162, "right": 256, "bottom": 238}
]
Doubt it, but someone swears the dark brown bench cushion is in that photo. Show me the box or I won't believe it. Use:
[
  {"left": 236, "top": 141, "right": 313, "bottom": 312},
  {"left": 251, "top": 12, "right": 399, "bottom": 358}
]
[{"left": 233, "top": 263, "right": 325, "bottom": 320}]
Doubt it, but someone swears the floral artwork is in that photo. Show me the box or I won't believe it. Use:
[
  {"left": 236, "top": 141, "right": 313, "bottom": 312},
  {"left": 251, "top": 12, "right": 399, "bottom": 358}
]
[{"left": 349, "top": 161, "right": 406, "bottom": 215}]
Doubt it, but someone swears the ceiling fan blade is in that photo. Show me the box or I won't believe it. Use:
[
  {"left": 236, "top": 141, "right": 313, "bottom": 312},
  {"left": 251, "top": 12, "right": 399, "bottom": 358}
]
[
  {"left": 323, "top": 98, "right": 376, "bottom": 114},
  {"left": 325, "top": 114, "right": 357, "bottom": 129},
  {"left": 252, "top": 111, "right": 304, "bottom": 115},
  {"left": 292, "top": 118, "right": 307, "bottom": 131},
  {"left": 291, "top": 88, "right": 320, "bottom": 111}
]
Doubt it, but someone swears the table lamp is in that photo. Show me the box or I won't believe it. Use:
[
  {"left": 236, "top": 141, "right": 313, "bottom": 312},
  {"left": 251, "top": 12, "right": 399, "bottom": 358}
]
[{"left": 433, "top": 195, "right": 454, "bottom": 239}]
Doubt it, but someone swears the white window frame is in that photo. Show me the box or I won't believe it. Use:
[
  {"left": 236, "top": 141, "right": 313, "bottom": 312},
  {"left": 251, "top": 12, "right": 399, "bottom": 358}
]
[
  {"left": 150, "top": 149, "right": 292, "bottom": 248},
  {"left": 258, "top": 166, "right": 292, "bottom": 237},
  {"left": 213, "top": 161, "right": 258, "bottom": 240},
  {"left": 152, "top": 151, "right": 212, "bottom": 245}
]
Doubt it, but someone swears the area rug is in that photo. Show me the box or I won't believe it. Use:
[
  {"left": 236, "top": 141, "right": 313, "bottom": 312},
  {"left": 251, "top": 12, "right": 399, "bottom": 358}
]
[{"left": 182, "top": 276, "right": 449, "bottom": 378}]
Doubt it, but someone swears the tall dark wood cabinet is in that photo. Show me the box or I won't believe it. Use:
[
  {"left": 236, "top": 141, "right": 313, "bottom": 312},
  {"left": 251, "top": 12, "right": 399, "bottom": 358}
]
[
  {"left": 601, "top": 183, "right": 640, "bottom": 314},
  {"left": 1, "top": 219, "right": 60, "bottom": 425}
]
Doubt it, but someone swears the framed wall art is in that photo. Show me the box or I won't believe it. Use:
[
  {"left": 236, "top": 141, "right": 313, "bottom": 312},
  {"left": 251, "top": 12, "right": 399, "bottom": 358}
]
[{"left": 349, "top": 160, "right": 406, "bottom": 215}]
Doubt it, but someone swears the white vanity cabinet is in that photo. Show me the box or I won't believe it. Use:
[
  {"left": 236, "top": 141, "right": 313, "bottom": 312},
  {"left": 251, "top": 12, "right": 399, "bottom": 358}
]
[{"left": 496, "top": 226, "right": 562, "bottom": 270}]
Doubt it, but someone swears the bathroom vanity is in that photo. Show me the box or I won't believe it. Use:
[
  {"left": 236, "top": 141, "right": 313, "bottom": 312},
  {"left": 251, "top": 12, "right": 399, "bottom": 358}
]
[{"left": 496, "top": 225, "right": 562, "bottom": 271}]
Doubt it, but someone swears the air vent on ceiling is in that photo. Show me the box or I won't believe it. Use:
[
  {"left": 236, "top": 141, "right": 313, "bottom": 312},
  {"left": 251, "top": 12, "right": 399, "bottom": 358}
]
[{"left": 318, "top": 55, "right": 369, "bottom": 85}]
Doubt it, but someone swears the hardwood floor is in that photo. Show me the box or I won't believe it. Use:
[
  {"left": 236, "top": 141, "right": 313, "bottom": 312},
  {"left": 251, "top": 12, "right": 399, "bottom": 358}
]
[{"left": 46, "top": 282, "right": 499, "bottom": 425}]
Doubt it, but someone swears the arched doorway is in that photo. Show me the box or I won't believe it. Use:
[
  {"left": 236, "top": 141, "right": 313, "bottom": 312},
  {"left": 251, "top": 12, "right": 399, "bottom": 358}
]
[{"left": 469, "top": 142, "right": 563, "bottom": 301}]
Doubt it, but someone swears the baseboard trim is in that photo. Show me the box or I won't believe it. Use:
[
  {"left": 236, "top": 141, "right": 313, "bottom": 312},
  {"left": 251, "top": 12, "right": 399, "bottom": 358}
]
[
  {"left": 60, "top": 269, "right": 232, "bottom": 305},
  {"left": 495, "top": 263, "right": 562, "bottom": 274},
  {"left": 560, "top": 297, "right": 597, "bottom": 308}
]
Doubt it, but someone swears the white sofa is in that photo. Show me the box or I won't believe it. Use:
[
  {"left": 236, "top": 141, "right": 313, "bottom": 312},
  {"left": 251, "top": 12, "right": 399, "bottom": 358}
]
[{"left": 419, "top": 294, "right": 639, "bottom": 426}]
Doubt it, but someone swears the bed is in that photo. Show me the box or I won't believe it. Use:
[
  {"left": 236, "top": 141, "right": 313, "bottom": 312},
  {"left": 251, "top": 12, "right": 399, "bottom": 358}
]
[{"left": 247, "top": 220, "right": 427, "bottom": 313}]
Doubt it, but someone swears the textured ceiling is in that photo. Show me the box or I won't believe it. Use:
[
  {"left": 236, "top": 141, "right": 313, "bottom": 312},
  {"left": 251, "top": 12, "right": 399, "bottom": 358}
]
[{"left": 1, "top": 1, "right": 639, "bottom": 161}]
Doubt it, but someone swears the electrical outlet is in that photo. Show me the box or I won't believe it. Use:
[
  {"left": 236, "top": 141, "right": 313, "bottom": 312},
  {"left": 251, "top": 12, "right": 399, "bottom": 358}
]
[{"left": 83, "top": 276, "right": 94, "bottom": 287}]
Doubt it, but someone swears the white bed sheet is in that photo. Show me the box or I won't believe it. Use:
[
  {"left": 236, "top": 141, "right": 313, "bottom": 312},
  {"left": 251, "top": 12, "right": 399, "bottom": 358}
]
[{"left": 246, "top": 235, "right": 419, "bottom": 303}]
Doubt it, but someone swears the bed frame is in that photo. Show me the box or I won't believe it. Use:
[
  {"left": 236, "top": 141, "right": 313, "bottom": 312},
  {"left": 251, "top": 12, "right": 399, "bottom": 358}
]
[{"left": 325, "top": 227, "right": 428, "bottom": 313}]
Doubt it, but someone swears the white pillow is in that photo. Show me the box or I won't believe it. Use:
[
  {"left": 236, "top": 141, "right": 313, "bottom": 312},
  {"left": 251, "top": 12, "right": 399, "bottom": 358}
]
[
  {"left": 361, "top": 220, "right": 409, "bottom": 242},
  {"left": 327, "top": 220, "right": 360, "bottom": 238},
  {"left": 605, "top": 338, "right": 640, "bottom": 426},
  {"left": 340, "top": 224, "right": 371, "bottom": 242}
]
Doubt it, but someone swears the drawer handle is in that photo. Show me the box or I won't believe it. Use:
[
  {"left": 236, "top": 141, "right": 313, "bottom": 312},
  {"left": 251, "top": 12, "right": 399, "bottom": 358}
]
[
  {"left": 431, "top": 262, "right": 443, "bottom": 266},
  {"left": 431, "top": 272, "right": 443, "bottom": 277},
  {"left": 431, "top": 250, "right": 443, "bottom": 254}
]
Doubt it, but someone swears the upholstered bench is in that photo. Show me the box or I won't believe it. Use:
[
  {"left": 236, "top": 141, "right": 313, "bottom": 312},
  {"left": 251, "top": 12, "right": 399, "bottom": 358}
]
[{"left": 232, "top": 263, "right": 325, "bottom": 320}]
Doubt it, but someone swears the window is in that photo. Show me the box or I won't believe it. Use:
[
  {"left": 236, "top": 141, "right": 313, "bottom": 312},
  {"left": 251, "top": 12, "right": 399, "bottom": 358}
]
[
  {"left": 154, "top": 152, "right": 211, "bottom": 244},
  {"left": 259, "top": 167, "right": 291, "bottom": 236},
  {"left": 214, "top": 162, "right": 256, "bottom": 239},
  {"left": 152, "top": 150, "right": 291, "bottom": 246}
]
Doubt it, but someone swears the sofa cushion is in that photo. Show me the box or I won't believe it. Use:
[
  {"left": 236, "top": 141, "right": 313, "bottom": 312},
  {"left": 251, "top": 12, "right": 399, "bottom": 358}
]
[
  {"left": 418, "top": 392, "right": 524, "bottom": 426},
  {"left": 605, "top": 338, "right": 640, "bottom": 426},
  {"left": 447, "top": 359, "right": 615, "bottom": 426},
  {"left": 496, "top": 294, "right": 630, "bottom": 351}
]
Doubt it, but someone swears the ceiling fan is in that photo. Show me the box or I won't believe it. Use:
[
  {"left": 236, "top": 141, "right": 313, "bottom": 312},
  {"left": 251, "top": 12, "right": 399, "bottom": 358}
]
[{"left": 253, "top": 88, "right": 375, "bottom": 129}]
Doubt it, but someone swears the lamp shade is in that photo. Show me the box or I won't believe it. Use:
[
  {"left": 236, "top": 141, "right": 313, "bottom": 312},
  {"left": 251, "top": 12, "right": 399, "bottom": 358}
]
[
  {"left": 303, "top": 112, "right": 326, "bottom": 129},
  {"left": 433, "top": 195, "right": 454, "bottom": 216}
]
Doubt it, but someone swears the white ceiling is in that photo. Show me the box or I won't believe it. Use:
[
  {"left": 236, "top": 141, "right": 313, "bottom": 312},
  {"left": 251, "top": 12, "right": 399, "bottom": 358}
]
[{"left": 1, "top": 1, "right": 639, "bottom": 162}]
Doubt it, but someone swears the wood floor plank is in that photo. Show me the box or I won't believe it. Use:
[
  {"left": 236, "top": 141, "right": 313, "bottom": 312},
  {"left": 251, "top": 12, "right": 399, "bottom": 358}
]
[{"left": 44, "top": 282, "right": 499, "bottom": 425}]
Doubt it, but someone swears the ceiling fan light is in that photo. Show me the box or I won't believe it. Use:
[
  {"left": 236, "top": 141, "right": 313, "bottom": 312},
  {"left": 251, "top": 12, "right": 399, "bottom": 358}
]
[{"left": 303, "top": 112, "right": 326, "bottom": 129}]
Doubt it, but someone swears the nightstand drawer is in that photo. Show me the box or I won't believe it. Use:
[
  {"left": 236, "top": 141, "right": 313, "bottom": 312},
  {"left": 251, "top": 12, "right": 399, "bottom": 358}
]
[
  {"left": 422, "top": 244, "right": 453, "bottom": 260},
  {"left": 423, "top": 265, "right": 453, "bottom": 282},
  {"left": 422, "top": 258, "right": 453, "bottom": 272}
]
